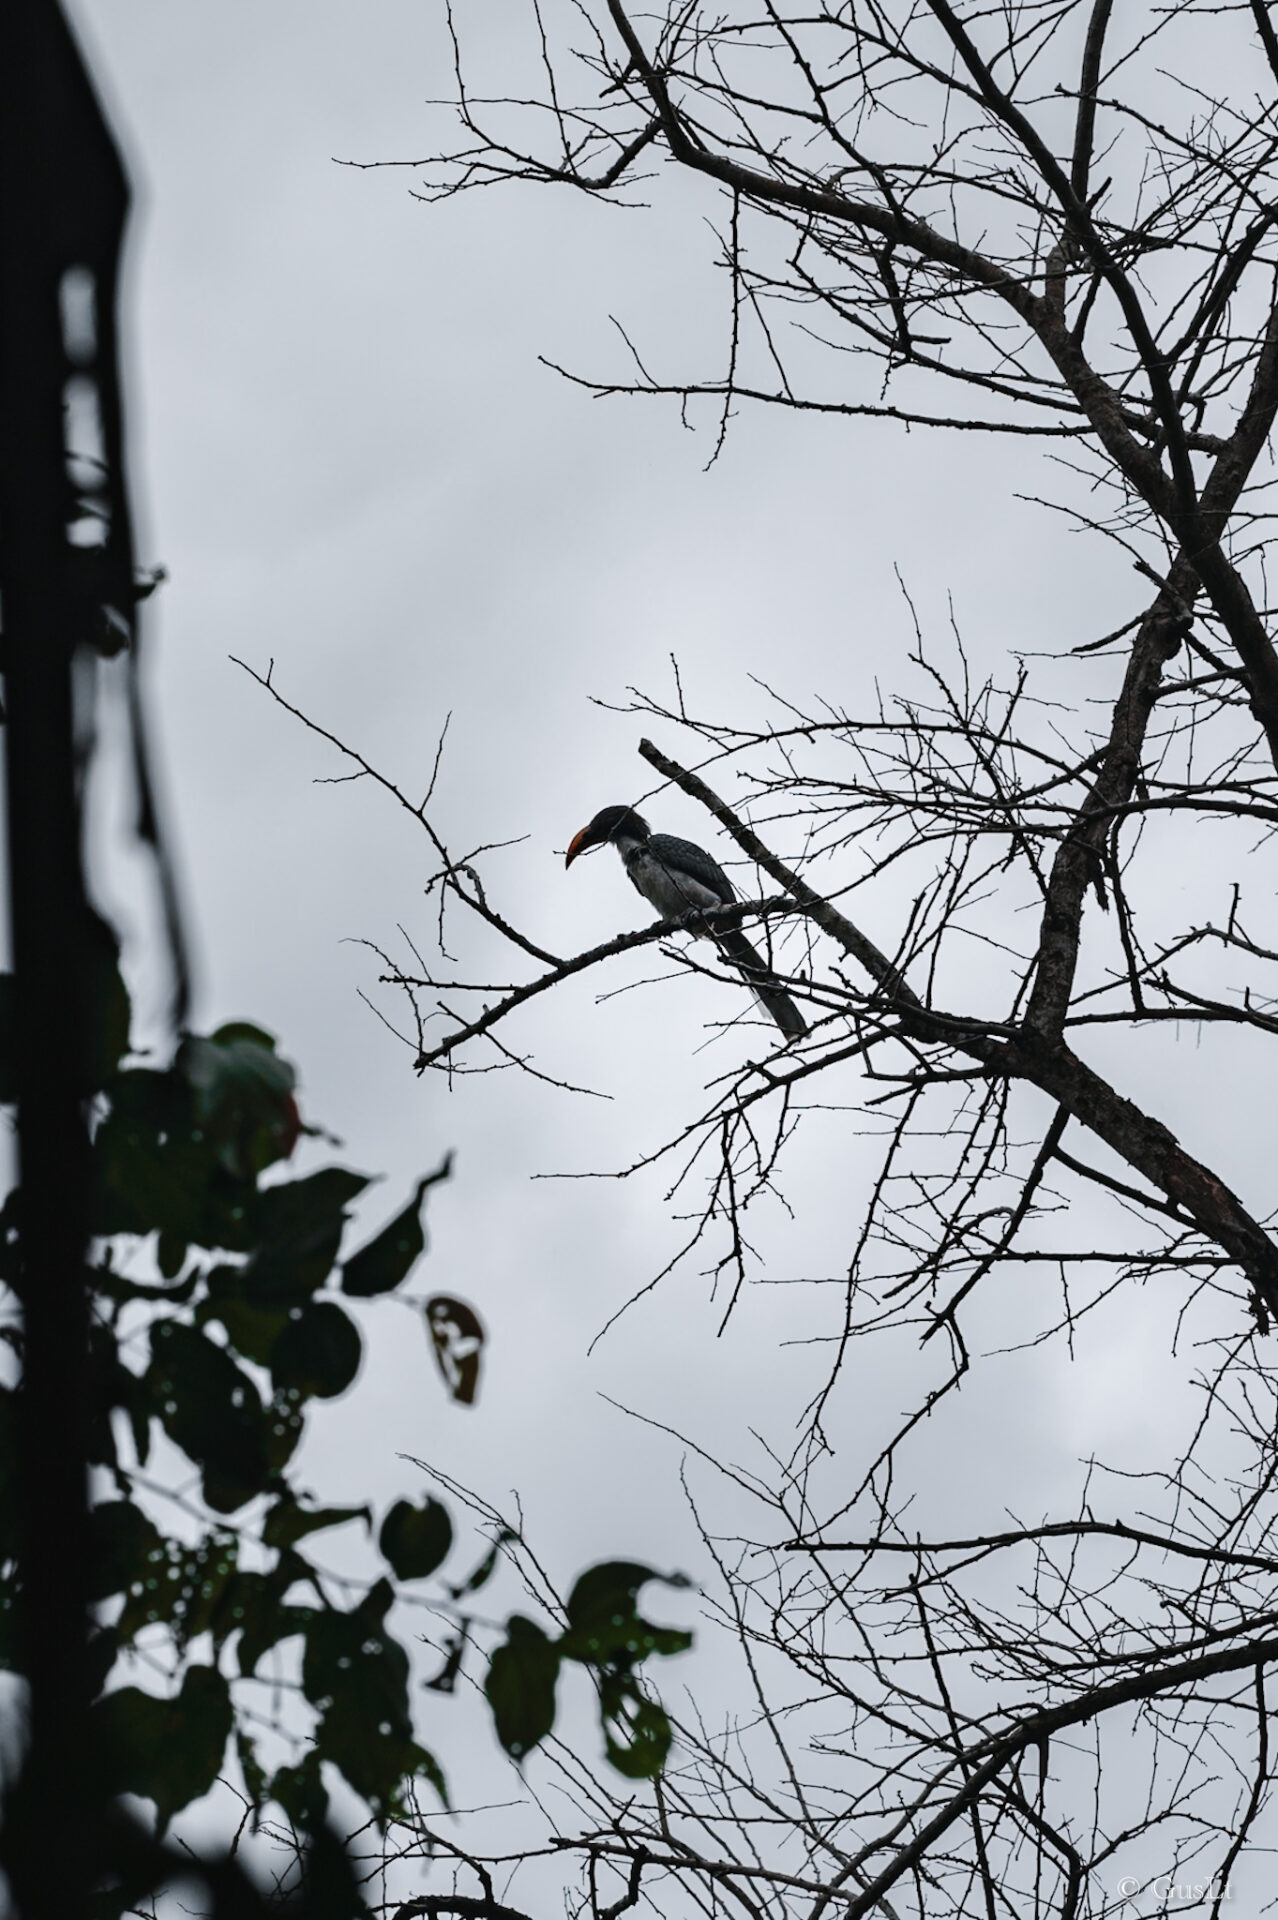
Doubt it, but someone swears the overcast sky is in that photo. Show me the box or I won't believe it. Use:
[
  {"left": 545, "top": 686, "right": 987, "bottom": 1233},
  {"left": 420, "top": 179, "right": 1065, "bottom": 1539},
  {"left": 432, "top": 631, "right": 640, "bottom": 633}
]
[{"left": 59, "top": 0, "right": 1275, "bottom": 1891}]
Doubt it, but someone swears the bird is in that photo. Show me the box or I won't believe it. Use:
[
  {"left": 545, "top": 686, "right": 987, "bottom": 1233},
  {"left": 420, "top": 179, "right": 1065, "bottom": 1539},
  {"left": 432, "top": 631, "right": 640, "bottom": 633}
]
[{"left": 564, "top": 804, "right": 806, "bottom": 1040}]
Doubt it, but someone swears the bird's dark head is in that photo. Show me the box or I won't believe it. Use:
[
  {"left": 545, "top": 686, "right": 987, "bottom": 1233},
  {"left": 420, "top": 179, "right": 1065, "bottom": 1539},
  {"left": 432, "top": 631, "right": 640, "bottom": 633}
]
[{"left": 564, "top": 804, "right": 651, "bottom": 868}]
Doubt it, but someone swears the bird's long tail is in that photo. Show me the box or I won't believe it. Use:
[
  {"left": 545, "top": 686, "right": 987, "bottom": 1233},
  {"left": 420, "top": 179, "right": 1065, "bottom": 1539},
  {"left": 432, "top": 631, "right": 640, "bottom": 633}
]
[{"left": 715, "top": 926, "right": 806, "bottom": 1039}]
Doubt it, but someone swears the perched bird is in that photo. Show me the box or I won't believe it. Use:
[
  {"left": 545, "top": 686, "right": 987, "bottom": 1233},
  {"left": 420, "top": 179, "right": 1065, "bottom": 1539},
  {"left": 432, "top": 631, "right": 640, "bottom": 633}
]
[{"left": 564, "top": 804, "right": 806, "bottom": 1040}]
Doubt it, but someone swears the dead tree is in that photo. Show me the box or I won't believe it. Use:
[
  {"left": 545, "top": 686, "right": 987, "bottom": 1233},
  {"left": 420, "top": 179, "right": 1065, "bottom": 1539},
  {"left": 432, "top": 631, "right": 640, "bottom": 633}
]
[{"left": 250, "top": 3, "right": 1278, "bottom": 1911}]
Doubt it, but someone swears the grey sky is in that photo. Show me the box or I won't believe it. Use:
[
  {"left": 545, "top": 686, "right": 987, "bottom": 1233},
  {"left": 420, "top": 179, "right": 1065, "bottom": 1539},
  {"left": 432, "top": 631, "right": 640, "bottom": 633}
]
[{"left": 62, "top": 0, "right": 1273, "bottom": 1889}]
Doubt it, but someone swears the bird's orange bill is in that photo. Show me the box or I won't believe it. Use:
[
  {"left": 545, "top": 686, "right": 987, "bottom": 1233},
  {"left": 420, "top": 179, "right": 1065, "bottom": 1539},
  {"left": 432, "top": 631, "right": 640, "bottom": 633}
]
[{"left": 564, "top": 825, "right": 594, "bottom": 867}]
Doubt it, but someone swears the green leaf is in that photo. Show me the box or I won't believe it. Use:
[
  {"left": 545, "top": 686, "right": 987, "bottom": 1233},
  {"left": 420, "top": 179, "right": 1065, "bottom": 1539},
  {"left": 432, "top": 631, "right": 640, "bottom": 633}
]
[
  {"left": 270, "top": 1301, "right": 362, "bottom": 1400},
  {"left": 263, "top": 1496, "right": 371, "bottom": 1552},
  {"left": 299, "top": 1582, "right": 432, "bottom": 1816},
  {"left": 95, "top": 1263, "right": 200, "bottom": 1309},
  {"left": 342, "top": 1161, "right": 449, "bottom": 1297},
  {"left": 599, "top": 1674, "right": 675, "bottom": 1779},
  {"left": 246, "top": 1167, "right": 370, "bottom": 1307},
  {"left": 86, "top": 1500, "right": 164, "bottom": 1602},
  {"left": 176, "top": 1535, "right": 241, "bottom": 1651},
  {"left": 92, "top": 1664, "right": 232, "bottom": 1831},
  {"left": 92, "top": 1063, "right": 269, "bottom": 1259},
  {"left": 146, "top": 1321, "right": 269, "bottom": 1511},
  {"left": 301, "top": 1580, "right": 407, "bottom": 1730},
  {"left": 179, "top": 1028, "right": 299, "bottom": 1178},
  {"left": 485, "top": 1616, "right": 561, "bottom": 1761},
  {"left": 93, "top": 1068, "right": 227, "bottom": 1245},
  {"left": 156, "top": 1229, "right": 186, "bottom": 1279},
  {"left": 379, "top": 1498, "right": 452, "bottom": 1581},
  {"left": 233, "top": 1569, "right": 316, "bottom": 1678},
  {"left": 259, "top": 1167, "right": 370, "bottom": 1232},
  {"left": 269, "top": 1748, "right": 329, "bottom": 1830},
  {"left": 211, "top": 1021, "right": 277, "bottom": 1051},
  {"left": 447, "top": 1528, "right": 515, "bottom": 1599},
  {"left": 115, "top": 1539, "right": 189, "bottom": 1643},
  {"left": 560, "top": 1562, "right": 693, "bottom": 1668},
  {"left": 114, "top": 1533, "right": 240, "bottom": 1651},
  {"left": 265, "top": 1385, "right": 307, "bottom": 1472},
  {"left": 199, "top": 1265, "right": 290, "bottom": 1365},
  {"left": 314, "top": 1704, "right": 445, "bottom": 1822}
]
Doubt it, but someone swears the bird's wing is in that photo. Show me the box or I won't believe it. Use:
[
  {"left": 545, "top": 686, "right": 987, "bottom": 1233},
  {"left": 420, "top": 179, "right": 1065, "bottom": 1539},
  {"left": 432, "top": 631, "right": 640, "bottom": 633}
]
[{"left": 648, "top": 833, "right": 735, "bottom": 905}]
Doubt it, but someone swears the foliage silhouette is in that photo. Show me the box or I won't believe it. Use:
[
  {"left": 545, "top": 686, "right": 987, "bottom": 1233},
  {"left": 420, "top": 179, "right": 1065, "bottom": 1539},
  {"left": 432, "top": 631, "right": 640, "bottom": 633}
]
[{"left": 0, "top": 971, "right": 689, "bottom": 1877}]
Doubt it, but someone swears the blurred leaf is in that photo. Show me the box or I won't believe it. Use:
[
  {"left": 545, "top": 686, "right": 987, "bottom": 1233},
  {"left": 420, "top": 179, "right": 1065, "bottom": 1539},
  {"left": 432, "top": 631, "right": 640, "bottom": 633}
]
[
  {"left": 599, "top": 1674, "right": 675, "bottom": 1779},
  {"left": 93, "top": 1664, "right": 232, "bottom": 1832},
  {"left": 199, "top": 1265, "right": 290, "bottom": 1365},
  {"left": 114, "top": 1533, "right": 240, "bottom": 1652},
  {"left": 265, "top": 1384, "right": 307, "bottom": 1472},
  {"left": 300, "top": 1825, "right": 371, "bottom": 1920},
  {"left": 301, "top": 1581, "right": 427, "bottom": 1814},
  {"left": 180, "top": 1027, "right": 299, "bottom": 1178},
  {"left": 86, "top": 1500, "right": 164, "bottom": 1603},
  {"left": 210, "top": 1021, "right": 276, "bottom": 1051},
  {"left": 424, "top": 1294, "right": 485, "bottom": 1404},
  {"left": 94, "top": 1262, "right": 200, "bottom": 1309},
  {"left": 301, "top": 1580, "right": 405, "bottom": 1727},
  {"left": 379, "top": 1498, "right": 452, "bottom": 1581},
  {"left": 234, "top": 1571, "right": 316, "bottom": 1679},
  {"left": 147, "top": 1322, "right": 269, "bottom": 1512},
  {"left": 342, "top": 1160, "right": 450, "bottom": 1297},
  {"left": 93, "top": 1069, "right": 225, "bottom": 1245},
  {"left": 174, "top": 1543, "right": 236, "bottom": 1651},
  {"left": 560, "top": 1562, "right": 694, "bottom": 1668},
  {"left": 314, "top": 1704, "right": 445, "bottom": 1822},
  {"left": 176, "top": 1535, "right": 241, "bottom": 1651},
  {"left": 423, "top": 1632, "right": 466, "bottom": 1694},
  {"left": 263, "top": 1496, "right": 370, "bottom": 1552},
  {"left": 92, "top": 1065, "right": 268, "bottom": 1261},
  {"left": 447, "top": 1527, "right": 515, "bottom": 1600},
  {"left": 397, "top": 1744, "right": 447, "bottom": 1814},
  {"left": 246, "top": 1168, "right": 370, "bottom": 1307},
  {"left": 485, "top": 1616, "right": 560, "bottom": 1762},
  {"left": 156, "top": 1229, "right": 186, "bottom": 1279},
  {"left": 236, "top": 1728, "right": 267, "bottom": 1818},
  {"left": 115, "top": 1539, "right": 188, "bottom": 1642},
  {"left": 270, "top": 1301, "right": 362, "bottom": 1400},
  {"left": 258, "top": 1167, "right": 370, "bottom": 1236},
  {"left": 269, "top": 1749, "right": 329, "bottom": 1831}
]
